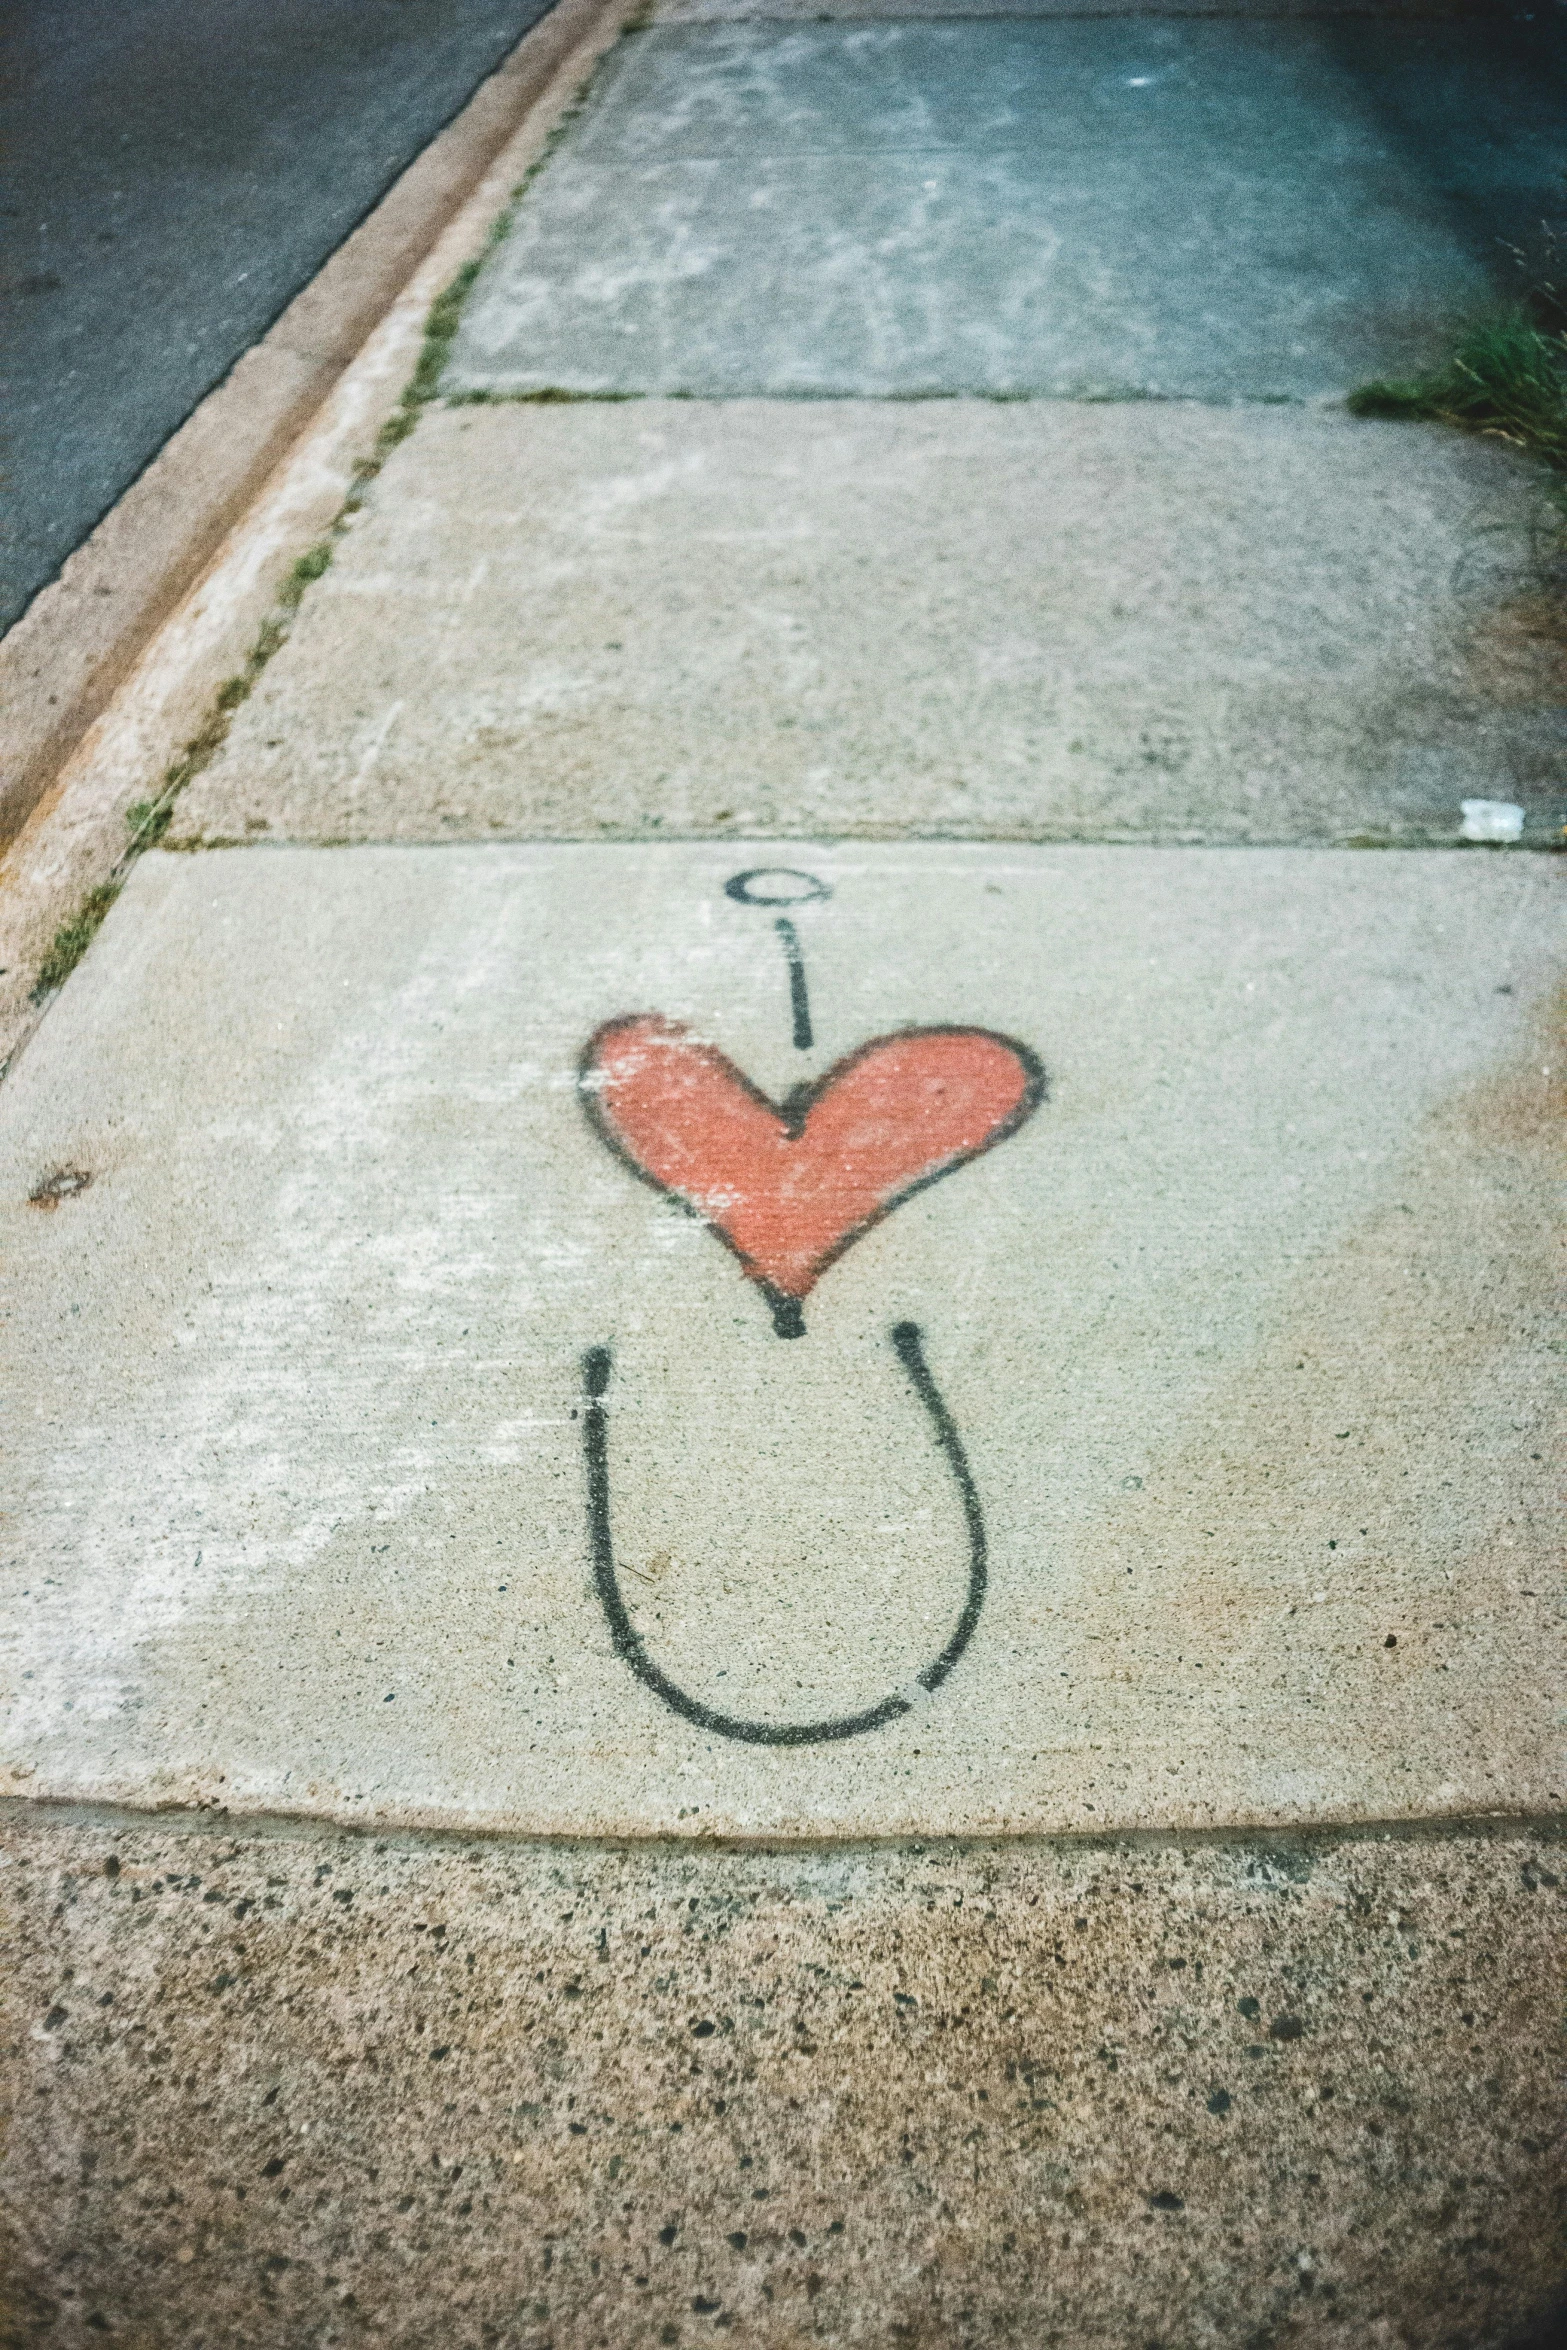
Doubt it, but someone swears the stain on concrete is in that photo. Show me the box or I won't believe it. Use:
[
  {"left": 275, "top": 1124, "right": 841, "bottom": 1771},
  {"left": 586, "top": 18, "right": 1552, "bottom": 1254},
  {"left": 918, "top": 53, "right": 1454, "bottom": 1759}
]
[{"left": 25, "top": 1167, "right": 92, "bottom": 1210}]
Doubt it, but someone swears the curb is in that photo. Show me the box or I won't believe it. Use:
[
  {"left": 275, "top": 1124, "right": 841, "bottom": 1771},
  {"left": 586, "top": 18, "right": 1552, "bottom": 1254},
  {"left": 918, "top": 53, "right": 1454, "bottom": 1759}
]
[{"left": 0, "top": 0, "right": 622, "bottom": 852}]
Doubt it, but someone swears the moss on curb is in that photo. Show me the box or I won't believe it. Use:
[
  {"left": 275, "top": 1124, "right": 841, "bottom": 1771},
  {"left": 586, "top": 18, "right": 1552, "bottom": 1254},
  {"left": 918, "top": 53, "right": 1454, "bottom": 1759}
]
[{"left": 349, "top": 57, "right": 609, "bottom": 479}]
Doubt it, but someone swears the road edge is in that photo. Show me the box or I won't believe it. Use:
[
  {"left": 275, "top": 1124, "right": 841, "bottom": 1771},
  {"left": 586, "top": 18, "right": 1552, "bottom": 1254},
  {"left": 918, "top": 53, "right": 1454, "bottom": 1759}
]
[
  {"left": 0, "top": 0, "right": 626, "bottom": 852},
  {"left": 0, "top": 0, "right": 641, "bottom": 1078}
]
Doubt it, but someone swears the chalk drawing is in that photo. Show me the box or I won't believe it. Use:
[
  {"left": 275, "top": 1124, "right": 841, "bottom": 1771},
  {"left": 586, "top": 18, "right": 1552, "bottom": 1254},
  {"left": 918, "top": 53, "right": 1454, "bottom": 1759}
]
[{"left": 574, "top": 870, "right": 1047, "bottom": 1744}]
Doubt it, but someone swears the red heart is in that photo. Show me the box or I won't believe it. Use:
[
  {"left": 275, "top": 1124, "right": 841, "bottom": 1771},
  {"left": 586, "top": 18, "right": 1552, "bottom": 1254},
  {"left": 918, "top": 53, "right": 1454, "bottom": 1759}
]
[{"left": 580, "top": 1015, "right": 1044, "bottom": 1328}]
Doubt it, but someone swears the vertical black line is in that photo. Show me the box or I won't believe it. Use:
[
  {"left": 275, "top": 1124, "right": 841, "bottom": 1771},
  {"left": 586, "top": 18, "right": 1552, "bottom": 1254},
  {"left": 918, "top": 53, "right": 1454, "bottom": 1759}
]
[{"left": 774, "top": 917, "right": 813, "bottom": 1051}]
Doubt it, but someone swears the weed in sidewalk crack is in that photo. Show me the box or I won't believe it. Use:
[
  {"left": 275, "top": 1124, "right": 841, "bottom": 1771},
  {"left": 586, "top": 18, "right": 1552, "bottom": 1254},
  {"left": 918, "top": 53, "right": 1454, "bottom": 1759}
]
[
  {"left": 448, "top": 385, "right": 641, "bottom": 405},
  {"left": 280, "top": 543, "right": 334, "bottom": 608},
  {"left": 124, "top": 798, "right": 173, "bottom": 849},
  {"left": 33, "top": 887, "right": 121, "bottom": 999},
  {"left": 27, "top": 549, "right": 330, "bottom": 1002},
  {"left": 1350, "top": 307, "right": 1567, "bottom": 488},
  {"left": 348, "top": 36, "right": 619, "bottom": 478}
]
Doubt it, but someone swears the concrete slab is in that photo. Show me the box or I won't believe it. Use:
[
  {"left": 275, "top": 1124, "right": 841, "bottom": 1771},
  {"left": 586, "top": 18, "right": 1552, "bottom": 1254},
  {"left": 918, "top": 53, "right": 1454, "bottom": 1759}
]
[
  {"left": 5, "top": 1809, "right": 1566, "bottom": 2348},
  {"left": 445, "top": 18, "right": 1567, "bottom": 399},
  {"left": 2, "top": 843, "right": 1559, "bottom": 1840},
  {"left": 173, "top": 400, "right": 1567, "bottom": 851}
]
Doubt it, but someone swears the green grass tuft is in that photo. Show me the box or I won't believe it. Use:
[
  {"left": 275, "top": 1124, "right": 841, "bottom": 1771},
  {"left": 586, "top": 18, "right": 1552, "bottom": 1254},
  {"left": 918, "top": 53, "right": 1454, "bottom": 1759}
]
[
  {"left": 1349, "top": 306, "right": 1567, "bottom": 482},
  {"left": 124, "top": 798, "right": 173, "bottom": 848},
  {"left": 30, "top": 521, "right": 324, "bottom": 997},
  {"left": 279, "top": 542, "right": 334, "bottom": 608},
  {"left": 34, "top": 886, "right": 120, "bottom": 999},
  {"left": 407, "top": 258, "right": 483, "bottom": 406}
]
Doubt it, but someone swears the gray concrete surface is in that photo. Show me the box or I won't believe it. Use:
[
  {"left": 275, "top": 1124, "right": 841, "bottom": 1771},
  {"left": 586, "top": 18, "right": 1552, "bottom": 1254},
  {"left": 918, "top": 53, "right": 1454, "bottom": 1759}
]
[
  {"left": 447, "top": 14, "right": 1567, "bottom": 399},
  {"left": 3, "top": 1810, "right": 1565, "bottom": 2348},
  {"left": 2, "top": 844, "right": 1559, "bottom": 1839},
  {"left": 175, "top": 400, "right": 1567, "bottom": 850},
  {"left": 0, "top": 0, "right": 562, "bottom": 635}
]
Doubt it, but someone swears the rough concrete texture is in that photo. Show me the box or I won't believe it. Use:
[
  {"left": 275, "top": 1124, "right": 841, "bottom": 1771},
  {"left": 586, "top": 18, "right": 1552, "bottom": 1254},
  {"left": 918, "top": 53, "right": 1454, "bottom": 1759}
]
[
  {"left": 173, "top": 400, "right": 1567, "bottom": 851},
  {"left": 3, "top": 1810, "right": 1566, "bottom": 2348},
  {"left": 2, "top": 844, "right": 1559, "bottom": 1839},
  {"left": 444, "top": 17, "right": 1567, "bottom": 400}
]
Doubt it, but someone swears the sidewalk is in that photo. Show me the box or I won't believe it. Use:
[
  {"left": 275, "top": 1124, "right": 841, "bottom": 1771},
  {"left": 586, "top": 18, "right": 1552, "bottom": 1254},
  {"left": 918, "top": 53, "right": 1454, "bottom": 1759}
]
[{"left": 2, "top": 3, "right": 1564, "bottom": 2342}]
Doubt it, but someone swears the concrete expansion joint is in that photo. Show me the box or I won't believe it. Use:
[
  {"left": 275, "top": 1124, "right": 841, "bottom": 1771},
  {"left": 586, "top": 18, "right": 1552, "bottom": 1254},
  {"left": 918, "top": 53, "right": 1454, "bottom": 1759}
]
[{"left": 4, "top": 1795, "right": 1565, "bottom": 1858}]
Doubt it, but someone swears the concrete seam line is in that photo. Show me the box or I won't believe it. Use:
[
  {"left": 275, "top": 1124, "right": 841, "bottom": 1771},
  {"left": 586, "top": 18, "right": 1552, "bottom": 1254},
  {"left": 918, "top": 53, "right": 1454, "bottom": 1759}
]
[
  {"left": 0, "top": 0, "right": 643, "bottom": 1082},
  {"left": 0, "top": 1796, "right": 1559, "bottom": 1856},
  {"left": 0, "top": 0, "right": 627, "bottom": 853}
]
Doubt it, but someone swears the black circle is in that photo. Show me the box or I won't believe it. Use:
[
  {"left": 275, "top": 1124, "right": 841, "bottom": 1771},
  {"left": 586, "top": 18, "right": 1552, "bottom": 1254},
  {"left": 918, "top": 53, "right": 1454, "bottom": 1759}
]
[{"left": 724, "top": 867, "right": 831, "bottom": 908}]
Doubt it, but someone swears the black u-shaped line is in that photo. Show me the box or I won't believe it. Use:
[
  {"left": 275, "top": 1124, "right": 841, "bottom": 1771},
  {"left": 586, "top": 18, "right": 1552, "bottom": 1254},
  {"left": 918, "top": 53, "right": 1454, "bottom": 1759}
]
[{"left": 581, "top": 1322, "right": 987, "bottom": 1746}]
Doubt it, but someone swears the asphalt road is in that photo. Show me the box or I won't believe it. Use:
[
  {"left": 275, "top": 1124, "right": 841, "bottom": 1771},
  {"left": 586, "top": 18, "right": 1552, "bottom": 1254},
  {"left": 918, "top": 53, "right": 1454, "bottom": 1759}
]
[{"left": 0, "top": 0, "right": 557, "bottom": 636}]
